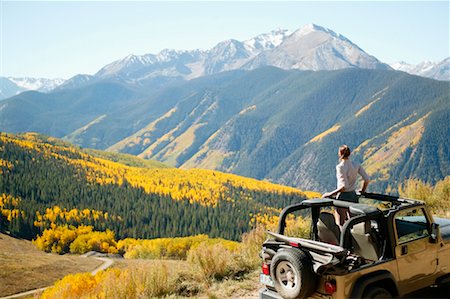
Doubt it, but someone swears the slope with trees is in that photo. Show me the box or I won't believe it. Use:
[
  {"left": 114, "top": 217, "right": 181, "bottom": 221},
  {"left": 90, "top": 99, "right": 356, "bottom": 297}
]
[{"left": 0, "top": 132, "right": 307, "bottom": 241}]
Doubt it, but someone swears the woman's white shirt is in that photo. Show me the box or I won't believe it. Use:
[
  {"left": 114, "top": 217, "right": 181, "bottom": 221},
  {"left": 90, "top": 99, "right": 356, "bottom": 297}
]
[{"left": 336, "top": 159, "right": 370, "bottom": 192}]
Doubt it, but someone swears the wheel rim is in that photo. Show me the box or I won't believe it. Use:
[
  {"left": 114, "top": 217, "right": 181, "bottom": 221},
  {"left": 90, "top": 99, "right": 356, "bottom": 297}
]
[{"left": 275, "top": 261, "right": 301, "bottom": 290}]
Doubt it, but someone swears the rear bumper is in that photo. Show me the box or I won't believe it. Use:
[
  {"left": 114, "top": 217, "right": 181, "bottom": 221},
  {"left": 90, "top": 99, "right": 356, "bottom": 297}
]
[
  {"left": 259, "top": 288, "right": 331, "bottom": 299},
  {"left": 259, "top": 288, "right": 282, "bottom": 299}
]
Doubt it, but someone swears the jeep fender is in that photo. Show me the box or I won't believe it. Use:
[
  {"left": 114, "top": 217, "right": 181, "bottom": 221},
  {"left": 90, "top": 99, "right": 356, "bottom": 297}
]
[{"left": 350, "top": 270, "right": 399, "bottom": 298}]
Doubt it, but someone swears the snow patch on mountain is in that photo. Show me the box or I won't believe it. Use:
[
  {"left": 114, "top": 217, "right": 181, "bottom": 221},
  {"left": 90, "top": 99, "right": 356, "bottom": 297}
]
[
  {"left": 0, "top": 76, "right": 66, "bottom": 100},
  {"left": 243, "top": 29, "right": 292, "bottom": 52},
  {"left": 244, "top": 23, "right": 389, "bottom": 71},
  {"left": 390, "top": 58, "right": 449, "bottom": 81},
  {"left": 8, "top": 77, "right": 65, "bottom": 92}
]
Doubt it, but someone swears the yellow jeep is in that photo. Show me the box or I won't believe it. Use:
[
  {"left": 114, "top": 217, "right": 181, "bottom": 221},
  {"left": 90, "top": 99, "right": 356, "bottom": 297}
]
[{"left": 259, "top": 193, "right": 450, "bottom": 298}]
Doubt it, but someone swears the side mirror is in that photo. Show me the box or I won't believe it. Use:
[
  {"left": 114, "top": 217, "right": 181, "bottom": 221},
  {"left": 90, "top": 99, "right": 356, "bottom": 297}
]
[{"left": 430, "top": 223, "right": 440, "bottom": 243}]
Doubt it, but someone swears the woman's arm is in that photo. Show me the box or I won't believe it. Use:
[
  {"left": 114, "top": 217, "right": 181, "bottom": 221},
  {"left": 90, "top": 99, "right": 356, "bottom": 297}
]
[
  {"left": 358, "top": 165, "right": 370, "bottom": 193},
  {"left": 322, "top": 186, "right": 345, "bottom": 198},
  {"left": 361, "top": 179, "right": 369, "bottom": 193}
]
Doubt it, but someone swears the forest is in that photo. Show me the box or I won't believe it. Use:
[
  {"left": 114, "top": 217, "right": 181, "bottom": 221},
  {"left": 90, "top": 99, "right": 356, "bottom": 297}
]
[{"left": 0, "top": 132, "right": 309, "bottom": 241}]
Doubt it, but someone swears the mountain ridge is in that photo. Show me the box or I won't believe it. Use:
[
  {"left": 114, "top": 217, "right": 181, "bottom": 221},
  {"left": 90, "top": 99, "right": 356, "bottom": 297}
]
[
  {"left": 94, "top": 23, "right": 390, "bottom": 84},
  {"left": 390, "top": 57, "right": 450, "bottom": 81},
  {"left": 3, "top": 23, "right": 447, "bottom": 101}
]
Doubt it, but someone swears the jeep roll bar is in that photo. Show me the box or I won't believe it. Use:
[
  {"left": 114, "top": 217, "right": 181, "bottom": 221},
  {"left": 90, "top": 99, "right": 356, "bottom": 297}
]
[{"left": 277, "top": 198, "right": 383, "bottom": 235}]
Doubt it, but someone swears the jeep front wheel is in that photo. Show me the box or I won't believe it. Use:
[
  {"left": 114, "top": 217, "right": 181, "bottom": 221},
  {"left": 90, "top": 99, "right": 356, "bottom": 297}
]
[
  {"left": 270, "top": 249, "right": 316, "bottom": 299},
  {"left": 362, "top": 286, "right": 393, "bottom": 299}
]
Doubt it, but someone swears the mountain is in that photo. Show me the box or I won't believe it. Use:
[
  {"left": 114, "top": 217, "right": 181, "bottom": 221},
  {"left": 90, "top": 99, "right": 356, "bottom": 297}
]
[
  {"left": 243, "top": 29, "right": 292, "bottom": 51},
  {"left": 1, "top": 24, "right": 448, "bottom": 194},
  {"left": 0, "top": 77, "right": 65, "bottom": 100},
  {"left": 95, "top": 49, "right": 205, "bottom": 82},
  {"left": 93, "top": 30, "right": 291, "bottom": 83},
  {"left": 390, "top": 58, "right": 450, "bottom": 81},
  {"left": 2, "top": 66, "right": 447, "bottom": 193},
  {"left": 92, "top": 24, "right": 385, "bottom": 85},
  {"left": 1, "top": 24, "right": 392, "bottom": 99},
  {"left": 55, "top": 74, "right": 97, "bottom": 91},
  {"left": 103, "top": 68, "right": 448, "bottom": 193},
  {"left": 3, "top": 24, "right": 443, "bottom": 100},
  {"left": 202, "top": 29, "right": 291, "bottom": 75},
  {"left": 426, "top": 58, "right": 450, "bottom": 81},
  {"left": 0, "top": 77, "right": 25, "bottom": 100},
  {"left": 0, "top": 81, "right": 146, "bottom": 147},
  {"left": 243, "top": 24, "right": 390, "bottom": 71},
  {"left": 7, "top": 77, "right": 66, "bottom": 92},
  {"left": 0, "top": 132, "right": 308, "bottom": 240}
]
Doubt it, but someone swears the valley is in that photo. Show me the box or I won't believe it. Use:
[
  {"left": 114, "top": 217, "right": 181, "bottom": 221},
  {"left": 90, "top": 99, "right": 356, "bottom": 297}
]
[
  {"left": 0, "top": 20, "right": 449, "bottom": 299},
  {"left": 2, "top": 68, "right": 448, "bottom": 193}
]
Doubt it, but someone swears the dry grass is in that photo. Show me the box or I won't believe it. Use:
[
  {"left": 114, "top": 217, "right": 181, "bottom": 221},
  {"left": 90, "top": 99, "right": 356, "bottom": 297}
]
[
  {"left": 199, "top": 270, "right": 260, "bottom": 299},
  {"left": 307, "top": 124, "right": 341, "bottom": 144},
  {"left": 0, "top": 233, "right": 102, "bottom": 297},
  {"left": 113, "top": 259, "right": 260, "bottom": 299}
]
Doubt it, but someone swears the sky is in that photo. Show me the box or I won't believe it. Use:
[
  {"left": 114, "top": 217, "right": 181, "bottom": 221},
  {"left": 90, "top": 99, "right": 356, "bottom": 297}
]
[{"left": 1, "top": 1, "right": 449, "bottom": 79}]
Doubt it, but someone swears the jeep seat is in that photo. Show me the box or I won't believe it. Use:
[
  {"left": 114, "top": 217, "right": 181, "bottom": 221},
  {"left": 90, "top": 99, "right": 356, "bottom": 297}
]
[
  {"left": 351, "top": 221, "right": 380, "bottom": 261},
  {"left": 317, "top": 211, "right": 341, "bottom": 245}
]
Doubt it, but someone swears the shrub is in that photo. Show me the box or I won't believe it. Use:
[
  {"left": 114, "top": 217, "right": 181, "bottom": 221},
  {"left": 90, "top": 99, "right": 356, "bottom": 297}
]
[
  {"left": 187, "top": 242, "right": 238, "bottom": 284},
  {"left": 101, "top": 264, "right": 173, "bottom": 298},
  {"left": 33, "top": 225, "right": 118, "bottom": 254},
  {"left": 399, "top": 176, "right": 450, "bottom": 216},
  {"left": 119, "top": 235, "right": 239, "bottom": 260},
  {"left": 40, "top": 263, "right": 176, "bottom": 299},
  {"left": 33, "top": 225, "right": 88, "bottom": 254},
  {"left": 237, "top": 225, "right": 267, "bottom": 270},
  {"left": 69, "top": 229, "right": 118, "bottom": 254},
  {"left": 40, "top": 272, "right": 103, "bottom": 299}
]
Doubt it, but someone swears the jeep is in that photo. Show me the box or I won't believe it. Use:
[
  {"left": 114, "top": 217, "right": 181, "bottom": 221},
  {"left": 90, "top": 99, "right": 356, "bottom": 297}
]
[{"left": 259, "top": 193, "right": 450, "bottom": 298}]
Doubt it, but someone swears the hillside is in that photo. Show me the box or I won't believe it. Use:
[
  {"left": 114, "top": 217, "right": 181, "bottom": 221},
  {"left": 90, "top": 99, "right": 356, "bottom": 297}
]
[
  {"left": 0, "top": 132, "right": 308, "bottom": 241},
  {"left": 108, "top": 68, "right": 449, "bottom": 192},
  {"left": 1, "top": 68, "right": 448, "bottom": 193},
  {"left": 0, "top": 232, "right": 101, "bottom": 297}
]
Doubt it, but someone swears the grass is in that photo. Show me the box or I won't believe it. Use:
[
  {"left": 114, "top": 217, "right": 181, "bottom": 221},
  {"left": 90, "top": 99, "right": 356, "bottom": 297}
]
[
  {"left": 307, "top": 124, "right": 341, "bottom": 144},
  {"left": 0, "top": 232, "right": 102, "bottom": 297},
  {"left": 198, "top": 270, "right": 260, "bottom": 299},
  {"left": 102, "top": 259, "right": 260, "bottom": 299},
  {"left": 36, "top": 257, "right": 260, "bottom": 299}
]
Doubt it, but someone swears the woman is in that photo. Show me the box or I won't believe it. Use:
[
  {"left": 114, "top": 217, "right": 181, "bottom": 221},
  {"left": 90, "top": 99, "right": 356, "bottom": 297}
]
[{"left": 322, "top": 145, "right": 370, "bottom": 225}]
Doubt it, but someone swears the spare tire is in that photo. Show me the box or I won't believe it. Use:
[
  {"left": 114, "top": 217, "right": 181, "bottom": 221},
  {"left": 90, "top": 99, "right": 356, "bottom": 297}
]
[{"left": 270, "top": 249, "right": 316, "bottom": 299}]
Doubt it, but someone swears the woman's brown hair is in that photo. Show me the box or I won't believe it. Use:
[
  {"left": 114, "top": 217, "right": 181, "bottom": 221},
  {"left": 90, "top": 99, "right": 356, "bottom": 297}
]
[{"left": 339, "top": 145, "right": 351, "bottom": 159}]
